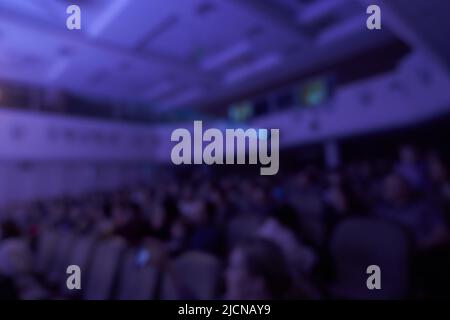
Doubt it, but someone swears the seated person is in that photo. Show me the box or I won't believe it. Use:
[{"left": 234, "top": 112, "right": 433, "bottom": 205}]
[
  {"left": 225, "top": 237, "right": 291, "bottom": 300},
  {"left": 376, "top": 173, "right": 447, "bottom": 249},
  {"left": 184, "top": 201, "right": 224, "bottom": 256},
  {"left": 0, "top": 220, "right": 33, "bottom": 299},
  {"left": 258, "top": 204, "right": 317, "bottom": 274}
]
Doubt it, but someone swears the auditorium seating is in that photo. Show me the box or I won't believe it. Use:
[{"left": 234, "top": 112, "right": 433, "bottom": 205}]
[
  {"left": 161, "top": 252, "right": 222, "bottom": 300},
  {"left": 83, "top": 237, "right": 127, "bottom": 300},
  {"left": 0, "top": 140, "right": 449, "bottom": 300},
  {"left": 329, "top": 218, "right": 411, "bottom": 299},
  {"left": 34, "top": 229, "right": 59, "bottom": 276},
  {"left": 60, "top": 234, "right": 98, "bottom": 297},
  {"left": 226, "top": 214, "right": 263, "bottom": 250},
  {"left": 47, "top": 231, "right": 76, "bottom": 285},
  {"left": 116, "top": 248, "right": 159, "bottom": 300}
]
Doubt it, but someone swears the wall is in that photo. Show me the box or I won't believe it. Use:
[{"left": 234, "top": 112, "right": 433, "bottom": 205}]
[
  {"left": 0, "top": 109, "right": 164, "bottom": 206},
  {"left": 251, "top": 52, "right": 450, "bottom": 147},
  {"left": 0, "top": 161, "right": 153, "bottom": 207},
  {"left": 1, "top": 52, "right": 450, "bottom": 205}
]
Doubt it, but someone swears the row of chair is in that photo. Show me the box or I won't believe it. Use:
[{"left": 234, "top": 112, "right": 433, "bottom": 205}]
[
  {"left": 34, "top": 230, "right": 222, "bottom": 300},
  {"left": 34, "top": 216, "right": 411, "bottom": 300}
]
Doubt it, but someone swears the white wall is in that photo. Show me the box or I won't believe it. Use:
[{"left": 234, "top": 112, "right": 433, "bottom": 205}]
[
  {"left": 0, "top": 110, "right": 164, "bottom": 206},
  {"left": 3, "top": 53, "right": 448, "bottom": 165},
  {"left": 0, "top": 161, "right": 153, "bottom": 207},
  {"left": 0, "top": 109, "right": 170, "bottom": 162}
]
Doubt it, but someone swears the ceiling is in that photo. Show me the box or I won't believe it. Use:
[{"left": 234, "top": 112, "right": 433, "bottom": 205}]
[{"left": 0, "top": 0, "right": 446, "bottom": 114}]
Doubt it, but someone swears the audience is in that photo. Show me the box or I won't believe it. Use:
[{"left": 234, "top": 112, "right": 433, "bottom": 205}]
[
  {"left": 0, "top": 144, "right": 449, "bottom": 299},
  {"left": 376, "top": 173, "right": 446, "bottom": 249},
  {"left": 184, "top": 201, "right": 224, "bottom": 256},
  {"left": 225, "top": 238, "right": 291, "bottom": 300},
  {"left": 258, "top": 204, "right": 316, "bottom": 274},
  {"left": 0, "top": 220, "right": 34, "bottom": 298}
]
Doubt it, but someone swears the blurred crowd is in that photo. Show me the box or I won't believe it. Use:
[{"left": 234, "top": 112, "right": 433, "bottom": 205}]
[{"left": 1, "top": 144, "right": 450, "bottom": 300}]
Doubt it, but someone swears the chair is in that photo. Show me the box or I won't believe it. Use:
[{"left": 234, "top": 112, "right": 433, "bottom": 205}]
[
  {"left": 329, "top": 218, "right": 410, "bottom": 299},
  {"left": 83, "top": 236, "right": 126, "bottom": 300},
  {"left": 116, "top": 248, "right": 159, "bottom": 300},
  {"left": 47, "top": 231, "right": 77, "bottom": 284},
  {"left": 59, "top": 234, "right": 97, "bottom": 297},
  {"left": 161, "top": 251, "right": 221, "bottom": 300},
  {"left": 34, "top": 228, "right": 59, "bottom": 274}
]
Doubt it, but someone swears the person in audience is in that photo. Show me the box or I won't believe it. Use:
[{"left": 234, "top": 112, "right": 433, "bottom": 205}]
[
  {"left": 1, "top": 141, "right": 449, "bottom": 300},
  {"left": 167, "top": 216, "right": 191, "bottom": 256},
  {"left": 376, "top": 173, "right": 447, "bottom": 249},
  {"left": 258, "top": 203, "right": 316, "bottom": 274},
  {"left": 185, "top": 201, "right": 224, "bottom": 256},
  {"left": 114, "top": 202, "right": 150, "bottom": 246},
  {"left": 148, "top": 203, "right": 172, "bottom": 241},
  {"left": 225, "top": 238, "right": 291, "bottom": 300},
  {"left": 257, "top": 204, "right": 321, "bottom": 299},
  {"left": 395, "top": 145, "right": 427, "bottom": 191},
  {"left": 323, "top": 181, "right": 366, "bottom": 239},
  {"left": 0, "top": 220, "right": 34, "bottom": 299},
  {"left": 0, "top": 220, "right": 32, "bottom": 277},
  {"left": 427, "top": 152, "right": 450, "bottom": 224}
]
